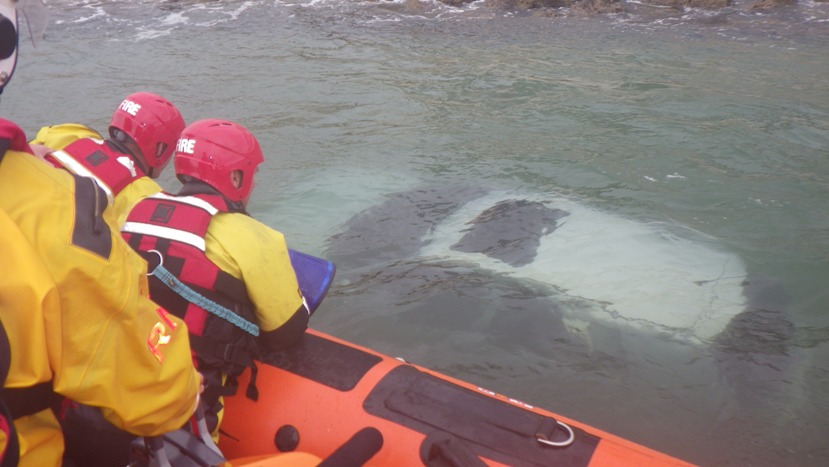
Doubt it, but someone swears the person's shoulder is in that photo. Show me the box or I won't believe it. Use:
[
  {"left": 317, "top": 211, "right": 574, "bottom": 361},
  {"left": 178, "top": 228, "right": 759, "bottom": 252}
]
[
  {"left": 212, "top": 212, "right": 284, "bottom": 242},
  {"left": 2, "top": 148, "right": 75, "bottom": 191},
  {"left": 122, "top": 176, "right": 162, "bottom": 197},
  {"left": 0, "top": 149, "right": 119, "bottom": 262},
  {"left": 1, "top": 119, "right": 76, "bottom": 197},
  {"left": 213, "top": 210, "right": 268, "bottom": 229},
  {"left": 30, "top": 123, "right": 103, "bottom": 151}
]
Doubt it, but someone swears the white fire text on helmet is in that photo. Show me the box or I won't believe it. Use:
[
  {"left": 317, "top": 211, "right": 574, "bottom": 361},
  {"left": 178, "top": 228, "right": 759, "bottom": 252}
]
[
  {"left": 176, "top": 138, "right": 196, "bottom": 154},
  {"left": 119, "top": 99, "right": 142, "bottom": 116}
]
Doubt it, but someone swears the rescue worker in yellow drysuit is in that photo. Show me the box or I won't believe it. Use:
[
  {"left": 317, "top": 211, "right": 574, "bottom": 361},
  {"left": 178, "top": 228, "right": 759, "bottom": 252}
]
[
  {"left": 0, "top": 123, "right": 201, "bottom": 467},
  {"left": 0, "top": 2, "right": 201, "bottom": 466},
  {"left": 36, "top": 91, "right": 186, "bottom": 225},
  {"left": 122, "top": 119, "right": 311, "bottom": 440}
]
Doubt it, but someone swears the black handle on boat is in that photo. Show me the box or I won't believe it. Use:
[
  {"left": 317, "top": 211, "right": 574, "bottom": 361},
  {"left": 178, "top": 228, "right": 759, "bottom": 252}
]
[
  {"left": 317, "top": 426, "right": 384, "bottom": 467},
  {"left": 419, "top": 431, "right": 487, "bottom": 467}
]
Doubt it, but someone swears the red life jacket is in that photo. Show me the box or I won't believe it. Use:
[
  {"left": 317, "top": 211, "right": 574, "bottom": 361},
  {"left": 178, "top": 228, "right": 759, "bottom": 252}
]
[
  {"left": 121, "top": 192, "right": 259, "bottom": 377},
  {"left": 47, "top": 138, "right": 146, "bottom": 201}
]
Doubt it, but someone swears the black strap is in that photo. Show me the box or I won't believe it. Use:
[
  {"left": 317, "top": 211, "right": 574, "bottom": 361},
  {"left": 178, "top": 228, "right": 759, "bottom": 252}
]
[
  {"left": 0, "top": 382, "right": 59, "bottom": 420},
  {"left": 245, "top": 363, "right": 259, "bottom": 401},
  {"left": 200, "top": 363, "right": 258, "bottom": 403},
  {"left": 0, "top": 320, "right": 9, "bottom": 386},
  {"left": 188, "top": 335, "right": 254, "bottom": 370},
  {"left": 199, "top": 364, "right": 259, "bottom": 435}
]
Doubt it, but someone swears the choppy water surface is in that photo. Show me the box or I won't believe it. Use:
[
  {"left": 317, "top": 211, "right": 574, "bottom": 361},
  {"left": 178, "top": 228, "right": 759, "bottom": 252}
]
[{"left": 4, "top": 1, "right": 829, "bottom": 465}]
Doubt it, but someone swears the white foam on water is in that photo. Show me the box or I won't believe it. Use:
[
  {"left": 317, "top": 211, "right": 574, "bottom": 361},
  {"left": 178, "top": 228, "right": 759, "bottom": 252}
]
[{"left": 420, "top": 192, "right": 748, "bottom": 343}]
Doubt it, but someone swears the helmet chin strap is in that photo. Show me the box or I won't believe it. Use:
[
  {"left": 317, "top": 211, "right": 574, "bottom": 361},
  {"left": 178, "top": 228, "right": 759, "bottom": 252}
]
[
  {"left": 229, "top": 199, "right": 248, "bottom": 215},
  {"left": 143, "top": 161, "right": 156, "bottom": 178}
]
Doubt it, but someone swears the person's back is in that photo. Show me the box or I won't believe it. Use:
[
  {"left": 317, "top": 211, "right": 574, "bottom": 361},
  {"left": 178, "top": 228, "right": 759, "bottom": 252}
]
[
  {"left": 0, "top": 6, "right": 200, "bottom": 464},
  {"left": 42, "top": 92, "right": 185, "bottom": 225},
  {"left": 0, "top": 119, "right": 201, "bottom": 467},
  {"left": 122, "top": 119, "right": 310, "bottom": 436}
]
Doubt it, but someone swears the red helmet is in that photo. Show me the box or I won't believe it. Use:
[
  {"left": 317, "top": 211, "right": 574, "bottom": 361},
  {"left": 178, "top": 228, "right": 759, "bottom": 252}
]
[
  {"left": 109, "top": 92, "right": 185, "bottom": 175},
  {"left": 174, "top": 119, "right": 264, "bottom": 206}
]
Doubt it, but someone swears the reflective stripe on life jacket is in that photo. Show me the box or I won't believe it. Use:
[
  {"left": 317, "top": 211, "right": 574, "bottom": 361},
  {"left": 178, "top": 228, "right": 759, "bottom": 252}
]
[
  {"left": 122, "top": 192, "right": 218, "bottom": 251},
  {"left": 121, "top": 192, "right": 259, "bottom": 375},
  {"left": 48, "top": 138, "right": 145, "bottom": 204}
]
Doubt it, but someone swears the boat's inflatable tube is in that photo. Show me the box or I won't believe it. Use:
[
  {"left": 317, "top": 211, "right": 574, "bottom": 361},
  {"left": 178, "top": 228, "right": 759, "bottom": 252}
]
[{"left": 219, "top": 328, "right": 693, "bottom": 466}]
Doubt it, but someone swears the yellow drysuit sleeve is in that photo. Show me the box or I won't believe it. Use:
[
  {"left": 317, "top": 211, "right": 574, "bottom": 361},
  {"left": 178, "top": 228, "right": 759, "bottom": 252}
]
[{"left": 204, "top": 212, "right": 307, "bottom": 341}]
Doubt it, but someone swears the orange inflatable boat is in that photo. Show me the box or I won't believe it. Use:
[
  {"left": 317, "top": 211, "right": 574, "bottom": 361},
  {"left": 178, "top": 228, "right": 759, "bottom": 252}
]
[
  {"left": 217, "top": 327, "right": 694, "bottom": 466},
  {"left": 135, "top": 251, "right": 692, "bottom": 466}
]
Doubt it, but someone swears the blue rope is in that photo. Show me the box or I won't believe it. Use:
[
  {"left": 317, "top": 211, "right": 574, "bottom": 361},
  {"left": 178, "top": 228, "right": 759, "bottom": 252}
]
[{"left": 152, "top": 264, "right": 260, "bottom": 337}]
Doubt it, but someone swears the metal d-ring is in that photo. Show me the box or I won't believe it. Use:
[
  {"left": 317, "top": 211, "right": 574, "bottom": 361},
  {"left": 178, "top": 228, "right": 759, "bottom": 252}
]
[
  {"left": 146, "top": 249, "right": 163, "bottom": 277},
  {"left": 536, "top": 420, "right": 575, "bottom": 448}
]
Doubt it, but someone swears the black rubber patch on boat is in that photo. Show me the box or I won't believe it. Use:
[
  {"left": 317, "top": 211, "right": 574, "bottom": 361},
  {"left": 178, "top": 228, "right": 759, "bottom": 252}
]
[
  {"left": 363, "top": 365, "right": 599, "bottom": 466},
  {"left": 259, "top": 333, "right": 382, "bottom": 392}
]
